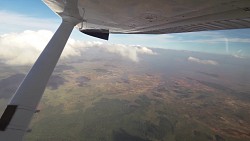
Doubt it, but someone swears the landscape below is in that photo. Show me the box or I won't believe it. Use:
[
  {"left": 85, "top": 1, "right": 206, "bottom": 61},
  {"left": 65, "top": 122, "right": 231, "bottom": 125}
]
[{"left": 0, "top": 48, "right": 249, "bottom": 141}]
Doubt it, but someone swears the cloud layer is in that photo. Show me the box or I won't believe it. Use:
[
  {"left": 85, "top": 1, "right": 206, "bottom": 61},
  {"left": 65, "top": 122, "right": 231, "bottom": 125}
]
[
  {"left": 188, "top": 56, "right": 218, "bottom": 65},
  {"left": 0, "top": 30, "right": 156, "bottom": 65}
]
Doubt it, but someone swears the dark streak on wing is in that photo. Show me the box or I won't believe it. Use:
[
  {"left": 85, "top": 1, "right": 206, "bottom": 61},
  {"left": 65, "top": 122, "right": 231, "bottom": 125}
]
[{"left": 0, "top": 105, "right": 18, "bottom": 131}]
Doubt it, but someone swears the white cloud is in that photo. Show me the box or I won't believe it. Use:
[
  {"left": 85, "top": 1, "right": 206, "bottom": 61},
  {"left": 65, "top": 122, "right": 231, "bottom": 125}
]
[
  {"left": 188, "top": 56, "right": 218, "bottom": 65},
  {"left": 0, "top": 30, "right": 53, "bottom": 65},
  {"left": 0, "top": 30, "right": 156, "bottom": 65},
  {"left": 96, "top": 44, "right": 156, "bottom": 62}
]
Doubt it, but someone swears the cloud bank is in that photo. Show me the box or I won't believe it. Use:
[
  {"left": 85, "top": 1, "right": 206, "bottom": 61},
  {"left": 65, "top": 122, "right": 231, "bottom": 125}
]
[
  {"left": 188, "top": 56, "right": 218, "bottom": 65},
  {"left": 0, "top": 30, "right": 156, "bottom": 65}
]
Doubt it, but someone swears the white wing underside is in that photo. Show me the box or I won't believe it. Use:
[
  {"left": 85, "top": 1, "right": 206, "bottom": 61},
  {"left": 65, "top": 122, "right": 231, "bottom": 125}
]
[{"left": 44, "top": 0, "right": 250, "bottom": 34}]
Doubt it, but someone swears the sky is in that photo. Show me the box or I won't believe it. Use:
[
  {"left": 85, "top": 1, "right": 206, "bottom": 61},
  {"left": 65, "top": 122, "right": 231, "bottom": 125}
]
[{"left": 0, "top": 0, "right": 250, "bottom": 65}]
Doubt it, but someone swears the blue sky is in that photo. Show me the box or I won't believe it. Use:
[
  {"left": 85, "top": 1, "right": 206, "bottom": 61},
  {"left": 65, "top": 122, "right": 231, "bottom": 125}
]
[{"left": 0, "top": 0, "right": 250, "bottom": 57}]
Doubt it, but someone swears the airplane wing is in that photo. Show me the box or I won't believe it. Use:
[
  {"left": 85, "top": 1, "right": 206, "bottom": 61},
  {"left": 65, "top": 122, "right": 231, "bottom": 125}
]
[
  {"left": 44, "top": 0, "right": 250, "bottom": 39},
  {"left": 0, "top": 0, "right": 250, "bottom": 140}
]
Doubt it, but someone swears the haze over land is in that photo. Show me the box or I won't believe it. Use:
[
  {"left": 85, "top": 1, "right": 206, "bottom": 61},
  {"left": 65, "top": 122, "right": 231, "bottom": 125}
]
[{"left": 0, "top": 46, "right": 249, "bottom": 141}]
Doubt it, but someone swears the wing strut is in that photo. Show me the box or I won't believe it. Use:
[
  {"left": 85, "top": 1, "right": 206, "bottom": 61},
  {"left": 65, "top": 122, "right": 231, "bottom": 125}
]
[{"left": 0, "top": 20, "right": 75, "bottom": 141}]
